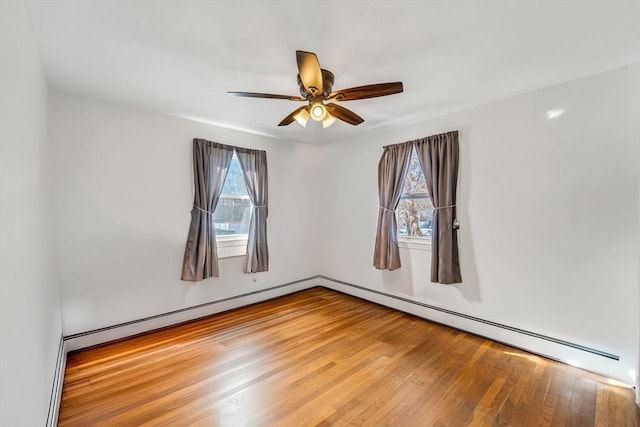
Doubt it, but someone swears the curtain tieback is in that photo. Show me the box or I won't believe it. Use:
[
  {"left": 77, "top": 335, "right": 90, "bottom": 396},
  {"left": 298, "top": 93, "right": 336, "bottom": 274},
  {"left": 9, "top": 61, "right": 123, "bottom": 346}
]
[
  {"left": 379, "top": 206, "right": 395, "bottom": 212},
  {"left": 434, "top": 204, "right": 457, "bottom": 210},
  {"left": 254, "top": 205, "right": 267, "bottom": 208},
  {"left": 193, "top": 204, "right": 214, "bottom": 215}
]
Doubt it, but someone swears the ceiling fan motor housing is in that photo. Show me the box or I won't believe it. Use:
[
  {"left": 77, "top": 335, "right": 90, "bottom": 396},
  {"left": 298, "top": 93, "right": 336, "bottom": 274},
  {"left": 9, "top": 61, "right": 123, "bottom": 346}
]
[{"left": 297, "top": 69, "right": 334, "bottom": 98}]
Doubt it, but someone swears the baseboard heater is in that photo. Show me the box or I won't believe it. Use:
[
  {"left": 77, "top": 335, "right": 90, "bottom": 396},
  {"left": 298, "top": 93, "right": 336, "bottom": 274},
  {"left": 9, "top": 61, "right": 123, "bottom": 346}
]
[
  {"left": 318, "top": 276, "right": 619, "bottom": 361},
  {"left": 62, "top": 274, "right": 619, "bottom": 361},
  {"left": 63, "top": 276, "right": 314, "bottom": 341}
]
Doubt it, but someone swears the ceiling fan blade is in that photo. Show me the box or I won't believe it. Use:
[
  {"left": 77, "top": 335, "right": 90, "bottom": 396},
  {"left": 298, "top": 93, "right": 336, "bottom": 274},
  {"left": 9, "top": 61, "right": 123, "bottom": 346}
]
[
  {"left": 227, "top": 91, "right": 306, "bottom": 101},
  {"left": 328, "top": 82, "right": 403, "bottom": 101},
  {"left": 325, "top": 103, "right": 364, "bottom": 126},
  {"left": 278, "top": 106, "right": 309, "bottom": 126},
  {"left": 296, "top": 50, "right": 323, "bottom": 96}
]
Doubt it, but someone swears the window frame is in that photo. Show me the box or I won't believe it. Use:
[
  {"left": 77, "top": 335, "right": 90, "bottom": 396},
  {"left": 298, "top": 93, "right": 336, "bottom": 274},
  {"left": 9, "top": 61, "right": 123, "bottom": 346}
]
[
  {"left": 397, "top": 149, "right": 432, "bottom": 250},
  {"left": 397, "top": 198, "right": 433, "bottom": 250},
  {"left": 215, "top": 154, "right": 251, "bottom": 259}
]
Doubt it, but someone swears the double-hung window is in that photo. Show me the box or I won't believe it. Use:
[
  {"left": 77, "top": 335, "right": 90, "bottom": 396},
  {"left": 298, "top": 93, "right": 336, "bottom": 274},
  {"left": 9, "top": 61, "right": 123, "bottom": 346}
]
[
  {"left": 214, "top": 154, "right": 251, "bottom": 257},
  {"left": 397, "top": 147, "right": 433, "bottom": 248}
]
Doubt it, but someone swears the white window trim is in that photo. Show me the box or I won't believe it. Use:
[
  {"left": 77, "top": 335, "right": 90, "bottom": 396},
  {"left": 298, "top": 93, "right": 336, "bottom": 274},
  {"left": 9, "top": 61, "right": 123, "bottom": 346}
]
[
  {"left": 398, "top": 234, "right": 432, "bottom": 251},
  {"left": 217, "top": 234, "right": 248, "bottom": 259}
]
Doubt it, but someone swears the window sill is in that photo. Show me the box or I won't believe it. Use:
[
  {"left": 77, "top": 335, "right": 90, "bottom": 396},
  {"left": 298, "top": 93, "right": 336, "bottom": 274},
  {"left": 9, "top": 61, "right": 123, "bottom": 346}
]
[
  {"left": 398, "top": 237, "right": 432, "bottom": 251},
  {"left": 217, "top": 235, "right": 248, "bottom": 259}
]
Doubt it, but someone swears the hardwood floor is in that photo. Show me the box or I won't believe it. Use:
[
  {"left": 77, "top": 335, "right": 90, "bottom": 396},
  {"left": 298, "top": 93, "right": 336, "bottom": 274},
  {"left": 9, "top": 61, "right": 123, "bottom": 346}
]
[{"left": 58, "top": 288, "right": 639, "bottom": 426}]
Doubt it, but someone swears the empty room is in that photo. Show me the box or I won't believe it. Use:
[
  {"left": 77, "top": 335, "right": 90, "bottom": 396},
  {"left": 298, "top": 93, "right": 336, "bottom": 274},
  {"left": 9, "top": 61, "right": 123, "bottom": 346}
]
[{"left": 1, "top": 0, "right": 640, "bottom": 425}]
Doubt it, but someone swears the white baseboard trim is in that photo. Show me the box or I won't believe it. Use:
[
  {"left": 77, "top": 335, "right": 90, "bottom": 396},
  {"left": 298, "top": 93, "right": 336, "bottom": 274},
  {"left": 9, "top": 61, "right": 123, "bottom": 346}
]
[
  {"left": 46, "top": 336, "right": 66, "bottom": 427},
  {"left": 63, "top": 276, "right": 321, "bottom": 352},
  {"left": 317, "top": 276, "right": 633, "bottom": 387}
]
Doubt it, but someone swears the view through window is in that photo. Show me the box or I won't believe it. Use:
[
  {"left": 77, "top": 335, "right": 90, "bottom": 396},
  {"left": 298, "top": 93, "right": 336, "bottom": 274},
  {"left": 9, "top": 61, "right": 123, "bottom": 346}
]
[
  {"left": 213, "top": 155, "right": 251, "bottom": 237},
  {"left": 398, "top": 148, "right": 433, "bottom": 238}
]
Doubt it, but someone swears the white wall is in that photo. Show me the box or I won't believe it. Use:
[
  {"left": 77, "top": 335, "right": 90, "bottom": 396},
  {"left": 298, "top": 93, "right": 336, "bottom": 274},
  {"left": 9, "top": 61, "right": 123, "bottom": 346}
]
[
  {"left": 0, "top": 2, "right": 63, "bottom": 426},
  {"left": 318, "top": 64, "right": 640, "bottom": 384},
  {"left": 50, "top": 92, "right": 322, "bottom": 336}
]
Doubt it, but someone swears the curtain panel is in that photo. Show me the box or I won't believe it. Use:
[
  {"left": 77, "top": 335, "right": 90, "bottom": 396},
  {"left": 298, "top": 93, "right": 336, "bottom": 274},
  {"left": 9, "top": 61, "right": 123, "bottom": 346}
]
[
  {"left": 236, "top": 147, "right": 269, "bottom": 273},
  {"left": 414, "top": 131, "right": 462, "bottom": 284},
  {"left": 373, "top": 142, "right": 413, "bottom": 270},
  {"left": 181, "top": 139, "right": 234, "bottom": 281}
]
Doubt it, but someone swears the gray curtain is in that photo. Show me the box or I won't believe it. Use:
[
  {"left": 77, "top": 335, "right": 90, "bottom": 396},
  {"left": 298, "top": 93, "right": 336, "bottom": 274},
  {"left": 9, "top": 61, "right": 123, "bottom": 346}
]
[
  {"left": 414, "top": 131, "right": 462, "bottom": 284},
  {"left": 181, "top": 139, "right": 234, "bottom": 281},
  {"left": 373, "top": 142, "right": 413, "bottom": 270},
  {"left": 236, "top": 148, "right": 269, "bottom": 273}
]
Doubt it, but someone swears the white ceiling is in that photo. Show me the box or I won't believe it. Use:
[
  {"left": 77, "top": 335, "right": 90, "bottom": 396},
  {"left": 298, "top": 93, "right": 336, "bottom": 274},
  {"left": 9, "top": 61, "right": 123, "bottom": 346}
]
[{"left": 28, "top": 0, "right": 640, "bottom": 145}]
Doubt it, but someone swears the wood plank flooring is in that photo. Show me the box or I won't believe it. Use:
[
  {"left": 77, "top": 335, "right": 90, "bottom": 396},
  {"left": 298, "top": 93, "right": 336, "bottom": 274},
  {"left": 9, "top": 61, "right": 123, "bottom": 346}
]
[{"left": 58, "top": 287, "right": 639, "bottom": 426}]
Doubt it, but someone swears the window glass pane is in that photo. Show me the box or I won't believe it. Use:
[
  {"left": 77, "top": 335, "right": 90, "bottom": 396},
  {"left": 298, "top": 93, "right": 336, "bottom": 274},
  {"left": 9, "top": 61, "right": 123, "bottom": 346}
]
[
  {"left": 398, "top": 148, "right": 433, "bottom": 238},
  {"left": 214, "top": 156, "right": 252, "bottom": 236},
  {"left": 402, "top": 149, "right": 428, "bottom": 195},
  {"left": 220, "top": 156, "right": 247, "bottom": 196},
  {"left": 397, "top": 198, "right": 433, "bottom": 237}
]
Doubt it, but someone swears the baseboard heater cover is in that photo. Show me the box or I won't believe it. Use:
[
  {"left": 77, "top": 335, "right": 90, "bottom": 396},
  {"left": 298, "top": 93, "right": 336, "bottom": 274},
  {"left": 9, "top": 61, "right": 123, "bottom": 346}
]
[
  {"left": 63, "top": 276, "right": 317, "bottom": 341},
  {"left": 62, "top": 274, "right": 619, "bottom": 362},
  {"left": 318, "top": 275, "right": 620, "bottom": 361}
]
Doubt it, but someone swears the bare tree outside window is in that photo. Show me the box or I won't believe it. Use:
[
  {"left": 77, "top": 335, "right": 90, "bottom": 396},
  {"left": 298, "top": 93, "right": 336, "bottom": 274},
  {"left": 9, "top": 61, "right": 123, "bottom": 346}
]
[{"left": 397, "top": 148, "right": 433, "bottom": 238}]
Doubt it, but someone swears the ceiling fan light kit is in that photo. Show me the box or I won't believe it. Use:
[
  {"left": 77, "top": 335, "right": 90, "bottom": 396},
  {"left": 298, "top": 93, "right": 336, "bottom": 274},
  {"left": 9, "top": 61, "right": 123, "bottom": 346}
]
[
  {"left": 322, "top": 114, "right": 337, "bottom": 129},
  {"left": 294, "top": 108, "right": 310, "bottom": 127},
  {"left": 310, "top": 102, "right": 327, "bottom": 121},
  {"left": 228, "top": 51, "right": 404, "bottom": 128}
]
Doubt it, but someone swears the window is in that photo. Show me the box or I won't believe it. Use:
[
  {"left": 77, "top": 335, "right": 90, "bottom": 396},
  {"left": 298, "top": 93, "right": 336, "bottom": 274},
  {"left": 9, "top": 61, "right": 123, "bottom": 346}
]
[
  {"left": 397, "top": 147, "right": 433, "bottom": 243},
  {"left": 214, "top": 154, "right": 251, "bottom": 257}
]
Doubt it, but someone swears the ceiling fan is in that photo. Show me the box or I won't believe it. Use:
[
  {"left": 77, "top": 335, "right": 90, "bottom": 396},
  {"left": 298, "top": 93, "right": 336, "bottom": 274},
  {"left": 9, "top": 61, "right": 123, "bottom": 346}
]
[{"left": 228, "top": 51, "right": 403, "bottom": 128}]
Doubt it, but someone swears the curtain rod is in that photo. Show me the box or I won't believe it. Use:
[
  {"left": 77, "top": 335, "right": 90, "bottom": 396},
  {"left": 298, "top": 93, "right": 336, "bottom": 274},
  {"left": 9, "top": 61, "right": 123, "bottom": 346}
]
[
  {"left": 382, "top": 130, "right": 459, "bottom": 150},
  {"left": 193, "top": 138, "right": 265, "bottom": 153}
]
